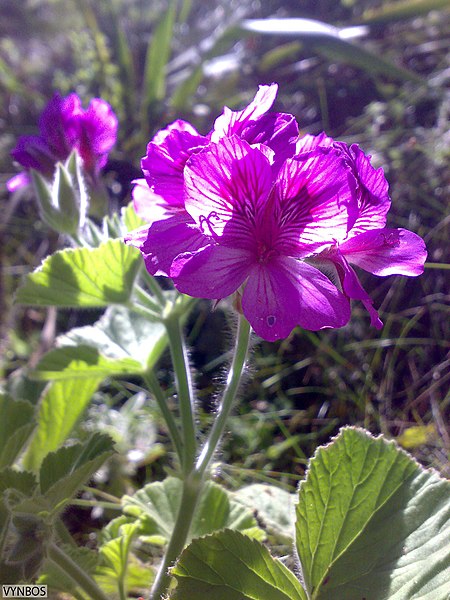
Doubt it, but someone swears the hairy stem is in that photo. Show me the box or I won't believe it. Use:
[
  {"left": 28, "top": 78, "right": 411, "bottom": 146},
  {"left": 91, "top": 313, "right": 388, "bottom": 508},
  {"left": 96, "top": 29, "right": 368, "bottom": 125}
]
[
  {"left": 196, "top": 314, "right": 251, "bottom": 476},
  {"left": 149, "top": 472, "right": 203, "bottom": 600},
  {"left": 143, "top": 370, "right": 184, "bottom": 464},
  {"left": 149, "top": 314, "right": 252, "bottom": 600},
  {"left": 164, "top": 315, "right": 197, "bottom": 474}
]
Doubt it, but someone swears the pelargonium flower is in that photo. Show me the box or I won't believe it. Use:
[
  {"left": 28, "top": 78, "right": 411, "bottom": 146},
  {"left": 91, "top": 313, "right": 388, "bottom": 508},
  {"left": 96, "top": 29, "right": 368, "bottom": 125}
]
[
  {"left": 128, "top": 83, "right": 299, "bottom": 276},
  {"left": 296, "top": 133, "right": 427, "bottom": 328},
  {"left": 126, "top": 84, "right": 427, "bottom": 341},
  {"left": 131, "top": 135, "right": 358, "bottom": 340},
  {"left": 8, "top": 93, "right": 117, "bottom": 192}
]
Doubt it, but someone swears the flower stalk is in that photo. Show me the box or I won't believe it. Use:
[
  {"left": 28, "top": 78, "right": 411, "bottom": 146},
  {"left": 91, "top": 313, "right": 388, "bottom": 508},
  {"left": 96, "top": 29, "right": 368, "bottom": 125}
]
[
  {"left": 163, "top": 314, "right": 197, "bottom": 474},
  {"left": 196, "top": 314, "right": 251, "bottom": 476},
  {"left": 149, "top": 312, "right": 252, "bottom": 600}
]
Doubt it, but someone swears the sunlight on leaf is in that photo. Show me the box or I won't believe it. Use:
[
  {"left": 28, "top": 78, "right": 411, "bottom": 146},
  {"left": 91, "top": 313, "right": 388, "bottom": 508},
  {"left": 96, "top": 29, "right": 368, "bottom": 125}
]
[
  {"left": 296, "top": 427, "right": 450, "bottom": 600},
  {"left": 233, "top": 483, "right": 296, "bottom": 542},
  {"left": 22, "top": 377, "right": 103, "bottom": 472},
  {"left": 122, "top": 477, "right": 263, "bottom": 547},
  {"left": 172, "top": 529, "right": 307, "bottom": 600},
  {"left": 96, "top": 516, "right": 153, "bottom": 597},
  {"left": 241, "top": 17, "right": 423, "bottom": 83},
  {"left": 16, "top": 240, "right": 141, "bottom": 308}
]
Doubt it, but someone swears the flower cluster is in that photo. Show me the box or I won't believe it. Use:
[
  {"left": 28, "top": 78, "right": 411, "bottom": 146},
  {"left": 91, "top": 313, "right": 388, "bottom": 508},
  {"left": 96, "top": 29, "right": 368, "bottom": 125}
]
[
  {"left": 8, "top": 92, "right": 118, "bottom": 192},
  {"left": 126, "top": 84, "right": 427, "bottom": 341}
]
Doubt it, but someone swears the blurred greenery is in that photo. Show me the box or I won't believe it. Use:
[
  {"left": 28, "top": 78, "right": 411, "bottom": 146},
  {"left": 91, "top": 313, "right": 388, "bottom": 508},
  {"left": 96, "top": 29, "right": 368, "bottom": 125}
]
[{"left": 1, "top": 0, "right": 449, "bottom": 556}]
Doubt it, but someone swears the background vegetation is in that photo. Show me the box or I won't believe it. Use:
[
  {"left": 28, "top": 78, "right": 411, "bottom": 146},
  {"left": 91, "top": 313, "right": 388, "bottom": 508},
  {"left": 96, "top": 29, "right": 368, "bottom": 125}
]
[{"left": 1, "top": 0, "right": 449, "bottom": 551}]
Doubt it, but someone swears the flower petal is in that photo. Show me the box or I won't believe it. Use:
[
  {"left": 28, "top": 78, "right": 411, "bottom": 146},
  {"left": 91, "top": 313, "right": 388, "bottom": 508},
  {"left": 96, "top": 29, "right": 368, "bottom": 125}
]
[
  {"left": 242, "top": 256, "right": 350, "bottom": 341},
  {"left": 239, "top": 112, "right": 299, "bottom": 172},
  {"left": 340, "top": 228, "right": 427, "bottom": 276},
  {"left": 341, "top": 143, "right": 390, "bottom": 235},
  {"left": 131, "top": 179, "right": 176, "bottom": 224},
  {"left": 141, "top": 120, "right": 208, "bottom": 208},
  {"left": 11, "top": 135, "right": 56, "bottom": 176},
  {"left": 272, "top": 148, "right": 357, "bottom": 253},
  {"left": 211, "top": 83, "right": 278, "bottom": 141},
  {"left": 7, "top": 172, "right": 31, "bottom": 193},
  {"left": 171, "top": 244, "right": 253, "bottom": 298},
  {"left": 184, "top": 136, "right": 273, "bottom": 244},
  {"left": 76, "top": 98, "right": 118, "bottom": 174},
  {"left": 39, "top": 92, "right": 81, "bottom": 159},
  {"left": 296, "top": 132, "right": 333, "bottom": 154},
  {"left": 322, "top": 252, "right": 383, "bottom": 328},
  {"left": 125, "top": 213, "right": 207, "bottom": 276}
]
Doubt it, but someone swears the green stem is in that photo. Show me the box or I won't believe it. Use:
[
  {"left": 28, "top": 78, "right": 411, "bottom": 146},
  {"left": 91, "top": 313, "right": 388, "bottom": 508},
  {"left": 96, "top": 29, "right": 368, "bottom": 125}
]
[
  {"left": 149, "top": 472, "right": 203, "bottom": 600},
  {"left": 47, "top": 542, "right": 110, "bottom": 600},
  {"left": 142, "top": 268, "right": 166, "bottom": 306},
  {"left": 135, "top": 284, "right": 164, "bottom": 314},
  {"left": 196, "top": 314, "right": 251, "bottom": 476},
  {"left": 143, "top": 370, "right": 184, "bottom": 463},
  {"left": 164, "top": 315, "right": 197, "bottom": 474},
  {"left": 148, "top": 314, "right": 252, "bottom": 600}
]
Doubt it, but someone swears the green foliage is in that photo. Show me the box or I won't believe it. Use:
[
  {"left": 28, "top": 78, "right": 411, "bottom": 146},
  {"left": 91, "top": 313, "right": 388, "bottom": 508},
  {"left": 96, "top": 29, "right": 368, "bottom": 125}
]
[
  {"left": 233, "top": 483, "right": 296, "bottom": 542},
  {"left": 142, "top": 0, "right": 177, "bottom": 116},
  {"left": 95, "top": 516, "right": 153, "bottom": 597},
  {"left": 39, "top": 544, "right": 99, "bottom": 598},
  {"left": 360, "top": 0, "right": 450, "bottom": 24},
  {"left": 33, "top": 306, "right": 167, "bottom": 380},
  {"left": 31, "top": 153, "right": 87, "bottom": 235},
  {"left": 123, "top": 477, "right": 264, "bottom": 547},
  {"left": 22, "top": 377, "right": 103, "bottom": 472},
  {"left": 0, "top": 434, "right": 114, "bottom": 591},
  {"left": 33, "top": 346, "right": 142, "bottom": 381},
  {"left": 16, "top": 240, "right": 141, "bottom": 308},
  {"left": 0, "top": 394, "right": 35, "bottom": 469},
  {"left": 297, "top": 427, "right": 450, "bottom": 600},
  {"left": 2, "top": 2, "right": 449, "bottom": 598},
  {"left": 241, "top": 18, "right": 422, "bottom": 83},
  {"left": 173, "top": 428, "right": 450, "bottom": 600},
  {"left": 172, "top": 529, "right": 307, "bottom": 600}
]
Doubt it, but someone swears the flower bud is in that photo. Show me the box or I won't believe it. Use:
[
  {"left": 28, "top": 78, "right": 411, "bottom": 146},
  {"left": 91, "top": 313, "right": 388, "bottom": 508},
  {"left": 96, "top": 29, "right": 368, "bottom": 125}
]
[{"left": 31, "top": 152, "right": 88, "bottom": 235}]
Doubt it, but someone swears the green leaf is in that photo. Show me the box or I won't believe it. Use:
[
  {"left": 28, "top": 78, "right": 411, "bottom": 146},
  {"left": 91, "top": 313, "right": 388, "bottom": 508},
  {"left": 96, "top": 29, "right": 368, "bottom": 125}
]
[
  {"left": 16, "top": 240, "right": 141, "bottom": 307},
  {"left": 0, "top": 468, "right": 37, "bottom": 497},
  {"left": 39, "top": 544, "right": 98, "bottom": 596},
  {"left": 233, "top": 484, "right": 296, "bottom": 542},
  {"left": 0, "top": 394, "right": 35, "bottom": 468},
  {"left": 172, "top": 529, "right": 307, "bottom": 600},
  {"left": 170, "top": 64, "right": 204, "bottom": 111},
  {"left": 360, "top": 0, "right": 450, "bottom": 24},
  {"left": 22, "top": 377, "right": 102, "bottom": 472},
  {"left": 122, "top": 477, "right": 262, "bottom": 546},
  {"left": 34, "top": 306, "right": 167, "bottom": 382},
  {"left": 241, "top": 18, "right": 423, "bottom": 83},
  {"left": 96, "top": 516, "right": 153, "bottom": 596},
  {"left": 39, "top": 433, "right": 115, "bottom": 510},
  {"left": 60, "top": 306, "right": 166, "bottom": 369},
  {"left": 141, "top": 0, "right": 176, "bottom": 115},
  {"left": 296, "top": 426, "right": 450, "bottom": 600},
  {"left": 122, "top": 201, "right": 146, "bottom": 232},
  {"left": 33, "top": 345, "right": 142, "bottom": 381}
]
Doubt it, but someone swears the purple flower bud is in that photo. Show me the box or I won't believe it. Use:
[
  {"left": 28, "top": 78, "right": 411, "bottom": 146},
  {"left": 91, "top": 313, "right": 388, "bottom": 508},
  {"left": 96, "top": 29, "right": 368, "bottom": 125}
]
[{"left": 8, "top": 92, "right": 117, "bottom": 191}]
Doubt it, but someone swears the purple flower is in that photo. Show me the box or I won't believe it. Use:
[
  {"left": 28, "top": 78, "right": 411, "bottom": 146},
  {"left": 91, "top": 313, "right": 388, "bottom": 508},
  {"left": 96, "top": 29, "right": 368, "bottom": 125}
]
[
  {"left": 297, "top": 134, "right": 427, "bottom": 328},
  {"left": 8, "top": 93, "right": 117, "bottom": 191},
  {"left": 127, "top": 83, "right": 299, "bottom": 276},
  {"left": 126, "top": 85, "right": 427, "bottom": 340},
  {"left": 139, "top": 136, "right": 356, "bottom": 340}
]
